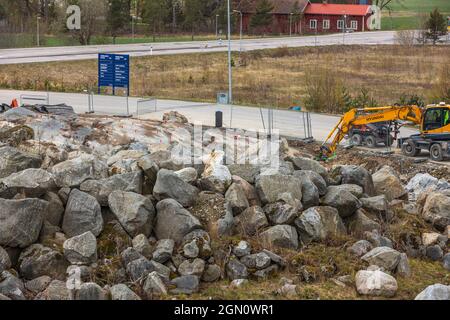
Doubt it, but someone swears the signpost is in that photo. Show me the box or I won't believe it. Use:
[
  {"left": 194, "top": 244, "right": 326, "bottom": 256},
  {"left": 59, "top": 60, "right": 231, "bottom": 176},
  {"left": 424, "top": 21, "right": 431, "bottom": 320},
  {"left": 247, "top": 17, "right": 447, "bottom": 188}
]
[
  {"left": 98, "top": 53, "right": 130, "bottom": 116},
  {"left": 98, "top": 53, "right": 130, "bottom": 96}
]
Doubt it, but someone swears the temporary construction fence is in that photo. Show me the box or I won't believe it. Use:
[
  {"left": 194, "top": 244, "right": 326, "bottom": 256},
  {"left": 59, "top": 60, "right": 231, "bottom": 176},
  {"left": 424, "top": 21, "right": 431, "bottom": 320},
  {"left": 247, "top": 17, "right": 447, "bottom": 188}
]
[
  {"left": 136, "top": 98, "right": 157, "bottom": 117},
  {"left": 20, "top": 93, "right": 49, "bottom": 106}
]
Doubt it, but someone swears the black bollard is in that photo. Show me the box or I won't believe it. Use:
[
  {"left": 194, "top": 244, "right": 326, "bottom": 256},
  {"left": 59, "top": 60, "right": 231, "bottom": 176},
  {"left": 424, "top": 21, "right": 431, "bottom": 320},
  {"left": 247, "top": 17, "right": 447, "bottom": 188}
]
[{"left": 215, "top": 111, "right": 223, "bottom": 128}]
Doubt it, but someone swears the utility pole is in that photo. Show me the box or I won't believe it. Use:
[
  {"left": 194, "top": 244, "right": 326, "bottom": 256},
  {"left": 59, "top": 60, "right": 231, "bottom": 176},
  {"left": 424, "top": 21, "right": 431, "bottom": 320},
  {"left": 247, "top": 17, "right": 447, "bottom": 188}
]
[
  {"left": 342, "top": 12, "right": 347, "bottom": 45},
  {"left": 37, "top": 15, "right": 41, "bottom": 47},
  {"left": 216, "top": 14, "right": 219, "bottom": 39}
]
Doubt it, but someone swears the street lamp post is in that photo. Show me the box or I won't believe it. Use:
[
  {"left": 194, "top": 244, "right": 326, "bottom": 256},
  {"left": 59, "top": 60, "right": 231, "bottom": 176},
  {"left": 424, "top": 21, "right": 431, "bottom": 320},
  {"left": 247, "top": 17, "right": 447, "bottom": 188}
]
[
  {"left": 216, "top": 14, "right": 219, "bottom": 39},
  {"left": 289, "top": 13, "right": 293, "bottom": 37},
  {"left": 131, "top": 15, "right": 135, "bottom": 42},
  {"left": 233, "top": 10, "right": 243, "bottom": 53},
  {"left": 342, "top": 13, "right": 347, "bottom": 45},
  {"left": 37, "top": 15, "right": 41, "bottom": 47}
]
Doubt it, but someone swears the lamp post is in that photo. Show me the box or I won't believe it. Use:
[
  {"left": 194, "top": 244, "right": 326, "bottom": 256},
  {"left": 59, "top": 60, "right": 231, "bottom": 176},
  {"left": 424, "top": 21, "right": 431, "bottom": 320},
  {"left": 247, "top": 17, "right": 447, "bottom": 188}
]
[
  {"left": 342, "top": 12, "right": 347, "bottom": 45},
  {"left": 131, "top": 15, "right": 136, "bottom": 42},
  {"left": 37, "top": 15, "right": 41, "bottom": 47},
  {"left": 216, "top": 14, "right": 219, "bottom": 39},
  {"left": 289, "top": 13, "right": 293, "bottom": 37},
  {"left": 233, "top": 10, "right": 243, "bottom": 53},
  {"left": 227, "top": 0, "right": 233, "bottom": 126}
]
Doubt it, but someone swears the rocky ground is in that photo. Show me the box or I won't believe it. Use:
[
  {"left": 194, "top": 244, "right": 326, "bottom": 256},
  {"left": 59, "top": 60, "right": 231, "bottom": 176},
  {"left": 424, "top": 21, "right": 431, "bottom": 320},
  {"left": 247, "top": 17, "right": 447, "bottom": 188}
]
[{"left": 0, "top": 106, "right": 449, "bottom": 301}]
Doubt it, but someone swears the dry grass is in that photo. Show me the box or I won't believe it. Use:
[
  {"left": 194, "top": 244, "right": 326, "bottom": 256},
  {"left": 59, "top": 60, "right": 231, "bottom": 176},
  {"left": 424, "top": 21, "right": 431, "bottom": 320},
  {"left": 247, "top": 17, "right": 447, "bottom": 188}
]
[{"left": 0, "top": 45, "right": 449, "bottom": 110}]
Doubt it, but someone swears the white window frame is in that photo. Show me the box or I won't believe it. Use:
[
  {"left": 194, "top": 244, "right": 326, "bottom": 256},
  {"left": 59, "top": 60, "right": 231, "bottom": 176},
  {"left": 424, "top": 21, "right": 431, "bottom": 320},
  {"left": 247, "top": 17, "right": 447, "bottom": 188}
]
[
  {"left": 310, "top": 19, "right": 317, "bottom": 29},
  {"left": 323, "top": 19, "right": 330, "bottom": 29},
  {"left": 337, "top": 20, "right": 344, "bottom": 30},
  {"left": 351, "top": 20, "right": 358, "bottom": 30}
]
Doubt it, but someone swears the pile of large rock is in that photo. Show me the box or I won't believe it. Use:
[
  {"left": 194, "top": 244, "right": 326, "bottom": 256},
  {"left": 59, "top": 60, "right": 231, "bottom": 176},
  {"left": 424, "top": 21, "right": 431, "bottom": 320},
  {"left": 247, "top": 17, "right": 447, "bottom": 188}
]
[{"left": 0, "top": 110, "right": 448, "bottom": 301}]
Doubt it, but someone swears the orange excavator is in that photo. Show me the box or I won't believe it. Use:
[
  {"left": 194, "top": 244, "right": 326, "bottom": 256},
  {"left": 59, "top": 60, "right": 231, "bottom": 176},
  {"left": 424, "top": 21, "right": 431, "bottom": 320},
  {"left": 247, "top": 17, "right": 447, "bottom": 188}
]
[{"left": 320, "top": 102, "right": 450, "bottom": 161}]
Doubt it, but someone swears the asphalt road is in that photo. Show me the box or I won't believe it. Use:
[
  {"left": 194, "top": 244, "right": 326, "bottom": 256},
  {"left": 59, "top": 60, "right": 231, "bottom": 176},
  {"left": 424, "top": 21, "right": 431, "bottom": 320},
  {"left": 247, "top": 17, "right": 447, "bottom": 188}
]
[
  {"left": 0, "top": 31, "right": 401, "bottom": 65},
  {"left": 0, "top": 89, "right": 419, "bottom": 144}
]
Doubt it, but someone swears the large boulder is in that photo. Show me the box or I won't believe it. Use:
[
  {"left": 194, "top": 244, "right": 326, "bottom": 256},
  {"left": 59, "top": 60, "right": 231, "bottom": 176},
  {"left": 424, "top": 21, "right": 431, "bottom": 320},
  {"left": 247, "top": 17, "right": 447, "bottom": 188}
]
[
  {"left": 421, "top": 192, "right": 450, "bottom": 231},
  {"left": 360, "top": 195, "right": 391, "bottom": 220},
  {"left": 174, "top": 167, "right": 198, "bottom": 184},
  {"left": 153, "top": 169, "right": 199, "bottom": 208},
  {"left": 415, "top": 284, "right": 450, "bottom": 300},
  {"left": 0, "top": 246, "right": 11, "bottom": 272},
  {"left": 0, "top": 271, "right": 25, "bottom": 300},
  {"left": 111, "top": 284, "right": 141, "bottom": 300},
  {"left": 43, "top": 192, "right": 65, "bottom": 226},
  {"left": 260, "top": 225, "right": 299, "bottom": 250},
  {"left": 62, "top": 189, "right": 103, "bottom": 237},
  {"left": 355, "top": 270, "right": 398, "bottom": 297},
  {"left": 372, "top": 166, "right": 407, "bottom": 201},
  {"left": 200, "top": 151, "right": 232, "bottom": 194},
  {"left": 232, "top": 176, "right": 261, "bottom": 207},
  {"left": 80, "top": 171, "right": 143, "bottom": 206},
  {"left": 63, "top": 231, "right": 98, "bottom": 265},
  {"left": 406, "top": 173, "right": 450, "bottom": 201},
  {"left": 227, "top": 164, "right": 260, "bottom": 184},
  {"left": 346, "top": 209, "right": 381, "bottom": 237},
  {"left": 225, "top": 183, "right": 249, "bottom": 216},
  {"left": 234, "top": 206, "right": 269, "bottom": 236},
  {"left": 287, "top": 157, "right": 329, "bottom": 181},
  {"left": 264, "top": 201, "right": 299, "bottom": 226},
  {"left": 226, "top": 258, "right": 248, "bottom": 280},
  {"left": 361, "top": 247, "right": 402, "bottom": 271},
  {"left": 51, "top": 154, "right": 108, "bottom": 188},
  {"left": 321, "top": 186, "right": 362, "bottom": 218},
  {"left": 300, "top": 177, "right": 320, "bottom": 209},
  {"left": 256, "top": 174, "right": 302, "bottom": 205},
  {"left": 108, "top": 191, "right": 155, "bottom": 238},
  {"left": 154, "top": 199, "right": 202, "bottom": 244},
  {"left": 0, "top": 198, "right": 47, "bottom": 248},
  {"left": 340, "top": 165, "right": 376, "bottom": 196},
  {"left": 295, "top": 206, "right": 347, "bottom": 245},
  {"left": 0, "top": 168, "right": 56, "bottom": 199},
  {"left": 19, "top": 244, "right": 68, "bottom": 280},
  {"left": 0, "top": 146, "right": 41, "bottom": 179},
  {"left": 35, "top": 280, "right": 71, "bottom": 300},
  {"left": 294, "top": 170, "right": 328, "bottom": 196}
]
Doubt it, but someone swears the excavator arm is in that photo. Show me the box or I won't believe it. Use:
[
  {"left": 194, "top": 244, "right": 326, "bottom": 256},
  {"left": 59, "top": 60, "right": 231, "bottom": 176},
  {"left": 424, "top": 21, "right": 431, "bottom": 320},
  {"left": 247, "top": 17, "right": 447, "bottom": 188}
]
[{"left": 320, "top": 105, "right": 423, "bottom": 159}]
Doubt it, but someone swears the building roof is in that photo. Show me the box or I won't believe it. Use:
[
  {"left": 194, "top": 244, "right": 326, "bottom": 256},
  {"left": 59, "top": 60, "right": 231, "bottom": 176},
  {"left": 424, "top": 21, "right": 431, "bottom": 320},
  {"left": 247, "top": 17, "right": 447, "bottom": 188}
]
[
  {"left": 304, "top": 3, "right": 371, "bottom": 16},
  {"left": 239, "top": 0, "right": 310, "bottom": 14}
]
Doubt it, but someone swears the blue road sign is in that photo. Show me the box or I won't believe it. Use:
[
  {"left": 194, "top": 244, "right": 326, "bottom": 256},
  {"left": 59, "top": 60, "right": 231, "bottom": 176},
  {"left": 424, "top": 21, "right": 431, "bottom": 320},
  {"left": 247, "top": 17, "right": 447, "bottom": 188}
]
[{"left": 98, "top": 53, "right": 130, "bottom": 95}]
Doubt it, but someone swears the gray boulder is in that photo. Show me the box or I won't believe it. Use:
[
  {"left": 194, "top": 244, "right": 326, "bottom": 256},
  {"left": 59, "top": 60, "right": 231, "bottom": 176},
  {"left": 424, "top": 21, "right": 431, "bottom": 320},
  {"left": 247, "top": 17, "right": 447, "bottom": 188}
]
[
  {"left": 294, "top": 170, "right": 328, "bottom": 196},
  {"left": 300, "top": 177, "right": 320, "bottom": 209},
  {"left": 24, "top": 276, "right": 52, "bottom": 294},
  {"left": 132, "top": 234, "right": 152, "bottom": 259},
  {"left": 260, "top": 225, "right": 299, "bottom": 250},
  {"left": 443, "top": 253, "right": 450, "bottom": 271},
  {"left": 264, "top": 202, "right": 299, "bottom": 225},
  {"left": 174, "top": 167, "right": 198, "bottom": 184},
  {"left": 0, "top": 271, "right": 25, "bottom": 300},
  {"left": 51, "top": 154, "right": 108, "bottom": 188},
  {"left": 361, "top": 247, "right": 402, "bottom": 271},
  {"left": 415, "top": 284, "right": 450, "bottom": 300},
  {"left": 234, "top": 206, "right": 269, "bottom": 236},
  {"left": 253, "top": 265, "right": 279, "bottom": 280},
  {"left": 143, "top": 272, "right": 167, "bottom": 296},
  {"left": 422, "top": 192, "right": 450, "bottom": 231},
  {"left": 152, "top": 239, "right": 175, "bottom": 264},
  {"left": 178, "top": 258, "right": 205, "bottom": 277},
  {"left": 372, "top": 166, "right": 407, "bottom": 201},
  {"left": 63, "top": 231, "right": 97, "bottom": 265},
  {"left": 295, "top": 206, "right": 347, "bottom": 245},
  {"left": 35, "top": 280, "right": 70, "bottom": 300},
  {"left": 108, "top": 191, "right": 155, "bottom": 238},
  {"left": 62, "top": 189, "right": 103, "bottom": 237},
  {"left": 227, "top": 164, "right": 260, "bottom": 184},
  {"left": 346, "top": 209, "right": 381, "bottom": 237},
  {"left": 360, "top": 195, "right": 391, "bottom": 220},
  {"left": 233, "top": 241, "right": 252, "bottom": 258},
  {"left": 0, "top": 246, "right": 11, "bottom": 272},
  {"left": 0, "top": 146, "right": 41, "bottom": 179},
  {"left": 153, "top": 169, "right": 199, "bottom": 207},
  {"left": 80, "top": 171, "right": 143, "bottom": 206},
  {"left": 137, "top": 155, "right": 159, "bottom": 191},
  {"left": 241, "top": 253, "right": 271, "bottom": 270},
  {"left": 0, "top": 168, "right": 56, "bottom": 199},
  {"left": 396, "top": 253, "right": 411, "bottom": 277},
  {"left": 43, "top": 192, "right": 64, "bottom": 226},
  {"left": 327, "top": 184, "right": 364, "bottom": 198},
  {"left": 154, "top": 199, "right": 202, "bottom": 244},
  {"left": 226, "top": 258, "right": 249, "bottom": 280},
  {"left": 288, "top": 157, "right": 329, "bottom": 181},
  {"left": 111, "top": 284, "right": 141, "bottom": 300},
  {"left": 74, "top": 282, "right": 108, "bottom": 300},
  {"left": 19, "top": 244, "right": 68, "bottom": 280},
  {"left": 321, "top": 186, "right": 362, "bottom": 218},
  {"left": 426, "top": 245, "right": 443, "bottom": 261},
  {"left": 126, "top": 257, "right": 154, "bottom": 282},
  {"left": 340, "top": 165, "right": 376, "bottom": 196},
  {"left": 170, "top": 275, "right": 199, "bottom": 295},
  {"left": 355, "top": 270, "right": 398, "bottom": 297},
  {"left": 225, "top": 183, "right": 249, "bottom": 216},
  {"left": 0, "top": 198, "right": 47, "bottom": 248},
  {"left": 202, "top": 264, "right": 221, "bottom": 282},
  {"left": 348, "top": 240, "right": 373, "bottom": 257},
  {"left": 256, "top": 174, "right": 303, "bottom": 205}
]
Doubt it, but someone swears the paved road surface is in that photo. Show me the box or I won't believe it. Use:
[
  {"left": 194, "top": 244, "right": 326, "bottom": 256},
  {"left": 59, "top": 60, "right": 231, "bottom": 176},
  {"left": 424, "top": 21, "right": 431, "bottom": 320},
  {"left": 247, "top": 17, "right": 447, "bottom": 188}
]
[
  {"left": 0, "top": 31, "right": 402, "bottom": 65},
  {"left": 0, "top": 89, "right": 419, "bottom": 144}
]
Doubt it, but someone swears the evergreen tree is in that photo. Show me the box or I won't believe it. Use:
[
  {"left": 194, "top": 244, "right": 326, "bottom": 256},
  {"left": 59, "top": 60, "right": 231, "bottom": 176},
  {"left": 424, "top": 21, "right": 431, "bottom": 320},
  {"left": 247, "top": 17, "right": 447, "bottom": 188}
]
[
  {"left": 425, "top": 8, "right": 447, "bottom": 45},
  {"left": 250, "top": 0, "right": 274, "bottom": 34},
  {"left": 107, "top": 0, "right": 130, "bottom": 43},
  {"left": 143, "top": 0, "right": 169, "bottom": 41}
]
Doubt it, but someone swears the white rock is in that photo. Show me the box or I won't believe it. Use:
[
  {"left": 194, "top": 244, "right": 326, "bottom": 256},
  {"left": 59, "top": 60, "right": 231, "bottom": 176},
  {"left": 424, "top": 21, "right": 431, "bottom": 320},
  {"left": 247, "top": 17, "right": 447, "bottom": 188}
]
[{"left": 355, "top": 270, "right": 398, "bottom": 297}]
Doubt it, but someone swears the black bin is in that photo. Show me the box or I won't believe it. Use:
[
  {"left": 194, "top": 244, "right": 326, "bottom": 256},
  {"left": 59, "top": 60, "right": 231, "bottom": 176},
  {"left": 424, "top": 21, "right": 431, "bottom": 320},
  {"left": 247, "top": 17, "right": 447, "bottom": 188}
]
[{"left": 215, "top": 111, "right": 223, "bottom": 128}]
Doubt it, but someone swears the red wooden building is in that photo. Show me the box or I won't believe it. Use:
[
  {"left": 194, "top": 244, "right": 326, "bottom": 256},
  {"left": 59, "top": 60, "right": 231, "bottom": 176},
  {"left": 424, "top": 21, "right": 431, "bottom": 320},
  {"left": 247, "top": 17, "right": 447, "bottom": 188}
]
[{"left": 303, "top": 3, "right": 373, "bottom": 33}]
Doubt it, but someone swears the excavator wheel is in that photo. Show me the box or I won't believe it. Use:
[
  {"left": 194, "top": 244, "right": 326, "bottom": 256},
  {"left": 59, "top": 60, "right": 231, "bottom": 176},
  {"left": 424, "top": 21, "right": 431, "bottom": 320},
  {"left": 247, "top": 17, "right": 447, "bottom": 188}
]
[
  {"left": 350, "top": 134, "right": 363, "bottom": 146},
  {"left": 430, "top": 144, "right": 444, "bottom": 162},
  {"left": 402, "top": 139, "right": 421, "bottom": 157},
  {"left": 365, "top": 135, "right": 377, "bottom": 148}
]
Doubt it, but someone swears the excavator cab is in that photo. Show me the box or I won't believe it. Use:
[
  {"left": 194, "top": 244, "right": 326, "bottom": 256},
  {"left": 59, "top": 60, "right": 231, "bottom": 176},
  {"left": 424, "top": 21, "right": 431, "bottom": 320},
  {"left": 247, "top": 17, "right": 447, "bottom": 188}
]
[{"left": 422, "top": 106, "right": 450, "bottom": 133}]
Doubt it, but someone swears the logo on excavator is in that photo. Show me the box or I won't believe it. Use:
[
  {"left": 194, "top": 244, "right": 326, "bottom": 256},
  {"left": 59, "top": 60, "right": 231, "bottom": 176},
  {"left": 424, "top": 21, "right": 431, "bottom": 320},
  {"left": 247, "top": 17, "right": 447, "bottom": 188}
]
[{"left": 367, "top": 115, "right": 384, "bottom": 121}]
